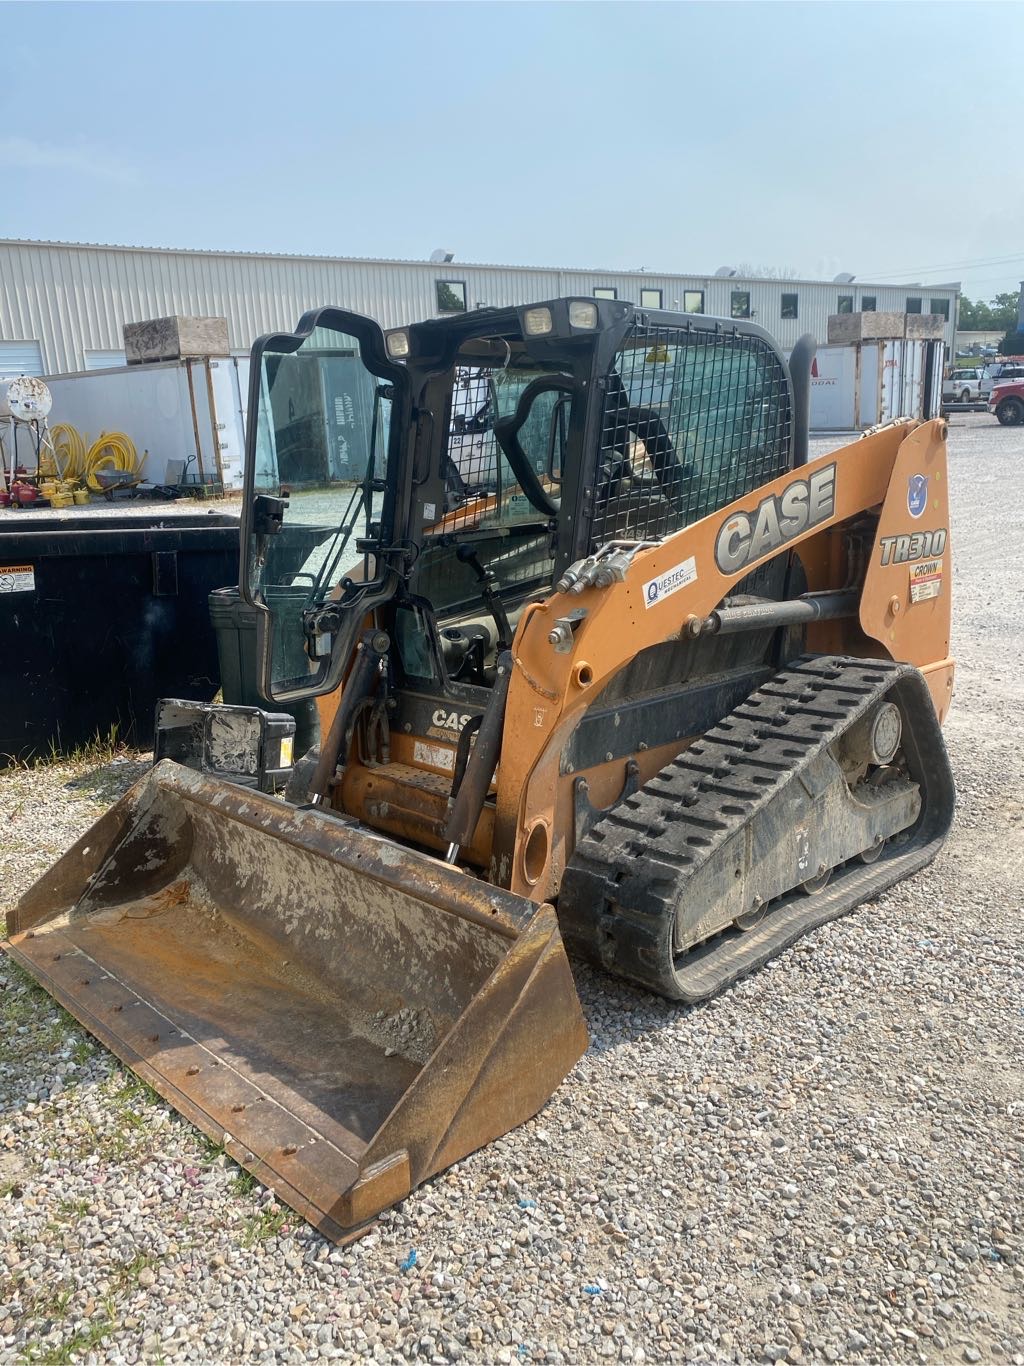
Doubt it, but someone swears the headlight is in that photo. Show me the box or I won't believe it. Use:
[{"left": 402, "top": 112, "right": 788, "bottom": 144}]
[
  {"left": 523, "top": 307, "right": 553, "bottom": 337},
  {"left": 386, "top": 330, "right": 410, "bottom": 359},
  {"left": 568, "top": 301, "right": 598, "bottom": 330}
]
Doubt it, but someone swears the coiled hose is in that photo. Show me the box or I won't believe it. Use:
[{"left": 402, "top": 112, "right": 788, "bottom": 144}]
[
  {"left": 84, "top": 432, "right": 141, "bottom": 491},
  {"left": 50, "top": 423, "right": 87, "bottom": 480}
]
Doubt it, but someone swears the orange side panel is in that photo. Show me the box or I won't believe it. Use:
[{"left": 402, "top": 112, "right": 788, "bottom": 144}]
[{"left": 859, "top": 419, "right": 952, "bottom": 669}]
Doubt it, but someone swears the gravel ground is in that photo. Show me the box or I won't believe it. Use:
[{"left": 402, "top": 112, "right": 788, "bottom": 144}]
[
  {"left": 2, "top": 413, "right": 1022, "bottom": 1365},
  {"left": 0, "top": 496, "right": 240, "bottom": 524}
]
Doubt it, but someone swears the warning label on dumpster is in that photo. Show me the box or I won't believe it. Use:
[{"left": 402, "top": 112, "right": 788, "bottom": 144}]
[{"left": 0, "top": 565, "right": 35, "bottom": 593}]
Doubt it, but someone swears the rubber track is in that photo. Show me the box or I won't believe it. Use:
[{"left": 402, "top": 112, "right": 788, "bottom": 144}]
[{"left": 557, "top": 655, "right": 955, "bottom": 1002}]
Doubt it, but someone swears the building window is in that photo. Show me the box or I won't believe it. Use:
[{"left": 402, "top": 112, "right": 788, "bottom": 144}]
[
  {"left": 640, "top": 288, "right": 662, "bottom": 309},
  {"left": 683, "top": 290, "right": 705, "bottom": 314},
  {"left": 906, "top": 297, "right": 922, "bottom": 314},
  {"left": 593, "top": 287, "right": 618, "bottom": 300},
  {"left": 731, "top": 290, "right": 751, "bottom": 319},
  {"left": 781, "top": 293, "right": 798, "bottom": 320},
  {"left": 861, "top": 296, "right": 877, "bottom": 312},
  {"left": 930, "top": 298, "right": 950, "bottom": 319},
  {"left": 436, "top": 280, "right": 467, "bottom": 313},
  {"left": 83, "top": 349, "right": 127, "bottom": 370},
  {"left": 837, "top": 295, "right": 854, "bottom": 314}
]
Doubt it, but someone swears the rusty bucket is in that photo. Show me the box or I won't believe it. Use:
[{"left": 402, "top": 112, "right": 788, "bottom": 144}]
[{"left": 3, "top": 762, "right": 587, "bottom": 1240}]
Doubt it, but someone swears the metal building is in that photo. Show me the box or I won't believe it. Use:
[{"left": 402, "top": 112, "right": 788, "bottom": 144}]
[{"left": 0, "top": 238, "right": 960, "bottom": 377}]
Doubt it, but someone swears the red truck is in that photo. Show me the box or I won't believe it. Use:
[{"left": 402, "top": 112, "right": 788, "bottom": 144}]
[{"left": 989, "top": 376, "right": 1024, "bottom": 426}]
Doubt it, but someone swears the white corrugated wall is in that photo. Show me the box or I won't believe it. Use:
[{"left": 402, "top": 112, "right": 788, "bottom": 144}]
[{"left": 0, "top": 240, "right": 960, "bottom": 375}]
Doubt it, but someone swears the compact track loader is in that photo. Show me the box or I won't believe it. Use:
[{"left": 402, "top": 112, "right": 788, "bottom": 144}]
[{"left": 4, "top": 298, "right": 955, "bottom": 1239}]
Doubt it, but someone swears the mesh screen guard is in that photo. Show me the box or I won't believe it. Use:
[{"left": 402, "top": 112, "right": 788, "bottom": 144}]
[{"left": 590, "top": 320, "right": 793, "bottom": 550}]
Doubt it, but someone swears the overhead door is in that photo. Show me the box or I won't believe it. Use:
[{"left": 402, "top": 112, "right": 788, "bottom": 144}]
[{"left": 0, "top": 341, "right": 44, "bottom": 377}]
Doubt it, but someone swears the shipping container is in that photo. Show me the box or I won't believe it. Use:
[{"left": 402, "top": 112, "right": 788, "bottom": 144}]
[
  {"left": 42, "top": 356, "right": 250, "bottom": 491},
  {"left": 808, "top": 339, "right": 944, "bottom": 431}
]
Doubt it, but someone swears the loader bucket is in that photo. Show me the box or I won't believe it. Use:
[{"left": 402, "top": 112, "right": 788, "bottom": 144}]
[{"left": 3, "top": 762, "right": 587, "bottom": 1241}]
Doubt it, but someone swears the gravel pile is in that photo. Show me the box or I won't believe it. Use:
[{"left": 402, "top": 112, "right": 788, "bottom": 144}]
[{"left": 2, "top": 414, "right": 1022, "bottom": 1363}]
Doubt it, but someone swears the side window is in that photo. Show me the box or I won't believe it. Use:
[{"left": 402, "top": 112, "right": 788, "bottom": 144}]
[
  {"left": 436, "top": 281, "right": 467, "bottom": 313},
  {"left": 640, "top": 288, "right": 663, "bottom": 309},
  {"left": 593, "top": 287, "right": 618, "bottom": 300},
  {"left": 906, "top": 297, "right": 922, "bottom": 314},
  {"left": 591, "top": 326, "right": 791, "bottom": 548},
  {"left": 684, "top": 290, "right": 705, "bottom": 314},
  {"left": 930, "top": 298, "right": 950, "bottom": 319},
  {"left": 861, "top": 295, "right": 877, "bottom": 312},
  {"left": 444, "top": 364, "right": 570, "bottom": 521},
  {"left": 837, "top": 295, "right": 854, "bottom": 314},
  {"left": 731, "top": 291, "right": 751, "bottom": 319},
  {"left": 781, "top": 293, "right": 798, "bottom": 320}
]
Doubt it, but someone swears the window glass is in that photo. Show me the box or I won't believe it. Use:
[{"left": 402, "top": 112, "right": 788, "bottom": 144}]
[
  {"left": 930, "top": 298, "right": 950, "bottom": 319},
  {"left": 593, "top": 287, "right": 618, "bottom": 300},
  {"left": 640, "top": 288, "right": 663, "bottom": 309},
  {"left": 415, "top": 359, "right": 575, "bottom": 619},
  {"left": 730, "top": 291, "right": 751, "bottom": 319},
  {"left": 861, "top": 296, "right": 877, "bottom": 312},
  {"left": 781, "top": 293, "right": 798, "bottom": 320},
  {"left": 683, "top": 290, "right": 705, "bottom": 314},
  {"left": 436, "top": 280, "right": 467, "bottom": 313},
  {"left": 837, "top": 295, "right": 854, "bottom": 314},
  {"left": 591, "top": 325, "right": 791, "bottom": 549},
  {"left": 248, "top": 324, "right": 392, "bottom": 693},
  {"left": 906, "top": 297, "right": 922, "bottom": 314}
]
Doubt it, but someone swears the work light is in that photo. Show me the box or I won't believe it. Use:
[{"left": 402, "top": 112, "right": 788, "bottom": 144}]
[
  {"left": 568, "top": 301, "right": 599, "bottom": 329},
  {"left": 386, "top": 329, "right": 411, "bottom": 359},
  {"left": 523, "top": 307, "right": 554, "bottom": 337}
]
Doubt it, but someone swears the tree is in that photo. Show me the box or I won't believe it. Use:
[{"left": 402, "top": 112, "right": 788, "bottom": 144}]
[{"left": 958, "top": 289, "right": 1020, "bottom": 332}]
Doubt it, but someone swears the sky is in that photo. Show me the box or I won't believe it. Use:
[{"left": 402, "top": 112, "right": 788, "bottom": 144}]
[{"left": 1, "top": 1, "right": 1021, "bottom": 302}]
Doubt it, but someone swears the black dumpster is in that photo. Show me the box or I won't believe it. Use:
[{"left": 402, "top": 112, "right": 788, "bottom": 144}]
[{"left": 0, "top": 513, "right": 240, "bottom": 764}]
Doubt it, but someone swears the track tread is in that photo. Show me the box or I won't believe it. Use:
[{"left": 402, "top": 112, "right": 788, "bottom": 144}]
[{"left": 557, "top": 655, "right": 955, "bottom": 1003}]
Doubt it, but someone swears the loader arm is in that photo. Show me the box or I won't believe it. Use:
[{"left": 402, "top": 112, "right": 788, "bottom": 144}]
[{"left": 494, "top": 418, "right": 953, "bottom": 902}]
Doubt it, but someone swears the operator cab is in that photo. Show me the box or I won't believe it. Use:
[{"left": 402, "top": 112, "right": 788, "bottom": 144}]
[{"left": 241, "top": 297, "right": 794, "bottom": 712}]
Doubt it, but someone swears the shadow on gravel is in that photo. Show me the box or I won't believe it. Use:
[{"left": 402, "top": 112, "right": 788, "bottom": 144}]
[{"left": 63, "top": 757, "right": 150, "bottom": 799}]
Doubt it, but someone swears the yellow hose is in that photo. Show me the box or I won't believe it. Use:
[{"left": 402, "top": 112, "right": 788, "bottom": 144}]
[
  {"left": 84, "top": 431, "right": 141, "bottom": 491},
  {"left": 51, "top": 423, "right": 87, "bottom": 480}
]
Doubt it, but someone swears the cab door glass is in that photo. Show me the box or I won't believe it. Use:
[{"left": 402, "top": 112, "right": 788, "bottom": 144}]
[{"left": 248, "top": 324, "right": 391, "bottom": 691}]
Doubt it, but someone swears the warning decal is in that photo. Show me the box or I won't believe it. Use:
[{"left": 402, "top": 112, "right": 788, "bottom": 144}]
[
  {"left": 0, "top": 565, "right": 35, "bottom": 594},
  {"left": 413, "top": 740, "right": 455, "bottom": 773},
  {"left": 909, "top": 558, "right": 943, "bottom": 603}
]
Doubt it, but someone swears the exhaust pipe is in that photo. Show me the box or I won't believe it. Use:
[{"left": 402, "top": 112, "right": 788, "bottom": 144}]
[{"left": 789, "top": 332, "right": 817, "bottom": 467}]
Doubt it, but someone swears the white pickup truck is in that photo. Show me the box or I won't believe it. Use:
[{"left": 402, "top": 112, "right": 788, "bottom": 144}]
[
  {"left": 941, "top": 368, "right": 984, "bottom": 403},
  {"left": 980, "top": 361, "right": 1024, "bottom": 399}
]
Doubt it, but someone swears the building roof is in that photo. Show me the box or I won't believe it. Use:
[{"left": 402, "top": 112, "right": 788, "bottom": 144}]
[{"left": 0, "top": 238, "right": 960, "bottom": 293}]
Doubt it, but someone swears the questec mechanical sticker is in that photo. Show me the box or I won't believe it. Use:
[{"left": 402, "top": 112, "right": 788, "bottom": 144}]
[
  {"left": 643, "top": 555, "right": 697, "bottom": 608},
  {"left": 0, "top": 565, "right": 35, "bottom": 593}
]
